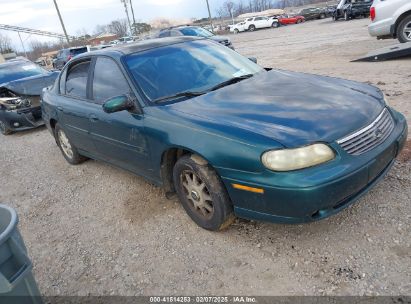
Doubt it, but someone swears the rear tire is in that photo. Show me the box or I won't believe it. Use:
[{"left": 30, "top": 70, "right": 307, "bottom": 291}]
[
  {"left": 248, "top": 25, "right": 256, "bottom": 32},
  {"left": 234, "top": 28, "right": 239, "bottom": 34},
  {"left": 54, "top": 124, "right": 87, "bottom": 165},
  {"left": 320, "top": 13, "right": 326, "bottom": 19},
  {"left": 297, "top": 19, "right": 302, "bottom": 24},
  {"left": 272, "top": 21, "right": 279, "bottom": 28},
  {"left": 173, "top": 154, "right": 235, "bottom": 231},
  {"left": 344, "top": 11, "right": 349, "bottom": 21},
  {"left": 397, "top": 15, "right": 411, "bottom": 43},
  {"left": 0, "top": 119, "right": 12, "bottom": 135}
]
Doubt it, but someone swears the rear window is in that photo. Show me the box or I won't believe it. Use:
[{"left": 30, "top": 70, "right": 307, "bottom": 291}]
[{"left": 70, "top": 48, "right": 88, "bottom": 56}]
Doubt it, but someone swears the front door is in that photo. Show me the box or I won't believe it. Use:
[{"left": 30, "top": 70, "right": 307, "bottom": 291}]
[{"left": 88, "top": 56, "right": 153, "bottom": 177}]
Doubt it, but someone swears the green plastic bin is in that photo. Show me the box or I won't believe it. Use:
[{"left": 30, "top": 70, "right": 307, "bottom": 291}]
[{"left": 0, "top": 204, "right": 42, "bottom": 304}]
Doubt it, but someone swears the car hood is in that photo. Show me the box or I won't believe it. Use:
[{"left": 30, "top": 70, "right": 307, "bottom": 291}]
[
  {"left": 0, "top": 71, "right": 59, "bottom": 96},
  {"left": 166, "top": 69, "right": 385, "bottom": 148}
]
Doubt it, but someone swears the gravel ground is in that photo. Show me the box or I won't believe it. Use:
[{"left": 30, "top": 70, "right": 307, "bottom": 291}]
[{"left": 0, "top": 18, "right": 410, "bottom": 296}]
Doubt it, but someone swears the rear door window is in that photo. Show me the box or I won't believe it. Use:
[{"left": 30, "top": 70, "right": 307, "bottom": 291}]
[
  {"left": 92, "top": 57, "right": 131, "bottom": 104},
  {"left": 65, "top": 60, "right": 90, "bottom": 99}
]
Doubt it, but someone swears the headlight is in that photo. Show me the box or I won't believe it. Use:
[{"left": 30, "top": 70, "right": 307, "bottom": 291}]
[{"left": 261, "top": 143, "right": 335, "bottom": 171}]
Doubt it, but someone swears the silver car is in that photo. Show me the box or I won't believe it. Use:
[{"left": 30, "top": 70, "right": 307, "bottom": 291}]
[{"left": 368, "top": 0, "right": 411, "bottom": 43}]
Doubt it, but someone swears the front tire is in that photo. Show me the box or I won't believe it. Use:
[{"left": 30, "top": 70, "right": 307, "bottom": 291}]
[
  {"left": 397, "top": 15, "right": 411, "bottom": 43},
  {"left": 0, "top": 119, "right": 12, "bottom": 135},
  {"left": 248, "top": 25, "right": 256, "bottom": 32},
  {"left": 55, "top": 124, "right": 87, "bottom": 165},
  {"left": 234, "top": 28, "right": 239, "bottom": 34},
  {"left": 272, "top": 21, "right": 279, "bottom": 28},
  {"left": 344, "top": 11, "right": 349, "bottom": 21},
  {"left": 173, "top": 154, "right": 235, "bottom": 231}
]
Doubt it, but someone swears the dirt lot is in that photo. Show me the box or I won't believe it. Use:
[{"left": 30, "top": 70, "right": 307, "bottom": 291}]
[{"left": 1, "top": 18, "right": 410, "bottom": 296}]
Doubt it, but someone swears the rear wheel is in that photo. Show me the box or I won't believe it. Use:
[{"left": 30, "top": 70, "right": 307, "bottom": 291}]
[
  {"left": 55, "top": 124, "right": 87, "bottom": 165},
  {"left": 296, "top": 19, "right": 302, "bottom": 24},
  {"left": 344, "top": 11, "right": 349, "bottom": 21},
  {"left": 173, "top": 154, "right": 235, "bottom": 231},
  {"left": 248, "top": 25, "right": 256, "bottom": 31},
  {"left": 319, "top": 13, "right": 326, "bottom": 19},
  {"left": 234, "top": 28, "right": 239, "bottom": 34},
  {"left": 272, "top": 21, "right": 279, "bottom": 28},
  {"left": 397, "top": 15, "right": 411, "bottom": 43},
  {"left": 0, "top": 119, "right": 12, "bottom": 135}
]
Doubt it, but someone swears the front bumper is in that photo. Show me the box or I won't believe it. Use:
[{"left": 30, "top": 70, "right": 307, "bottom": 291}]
[
  {"left": 219, "top": 108, "right": 408, "bottom": 224},
  {"left": 0, "top": 107, "right": 44, "bottom": 132}
]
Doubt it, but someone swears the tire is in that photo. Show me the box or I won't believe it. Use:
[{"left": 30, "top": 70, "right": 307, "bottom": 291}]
[
  {"left": 248, "top": 25, "right": 256, "bottom": 32},
  {"left": 319, "top": 13, "right": 326, "bottom": 19},
  {"left": 234, "top": 28, "right": 239, "bottom": 34},
  {"left": 272, "top": 21, "right": 279, "bottom": 28},
  {"left": 0, "top": 119, "right": 12, "bottom": 135},
  {"left": 344, "top": 11, "right": 349, "bottom": 21},
  {"left": 173, "top": 154, "right": 235, "bottom": 231},
  {"left": 397, "top": 15, "right": 411, "bottom": 43},
  {"left": 296, "top": 19, "right": 302, "bottom": 24},
  {"left": 54, "top": 123, "right": 87, "bottom": 165}
]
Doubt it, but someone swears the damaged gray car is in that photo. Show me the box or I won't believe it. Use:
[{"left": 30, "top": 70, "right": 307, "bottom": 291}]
[{"left": 0, "top": 59, "right": 59, "bottom": 135}]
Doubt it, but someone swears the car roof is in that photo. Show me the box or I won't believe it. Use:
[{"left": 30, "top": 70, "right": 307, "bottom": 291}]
[{"left": 74, "top": 36, "right": 203, "bottom": 59}]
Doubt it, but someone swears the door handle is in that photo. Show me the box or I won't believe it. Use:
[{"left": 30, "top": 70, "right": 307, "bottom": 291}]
[{"left": 89, "top": 114, "right": 99, "bottom": 122}]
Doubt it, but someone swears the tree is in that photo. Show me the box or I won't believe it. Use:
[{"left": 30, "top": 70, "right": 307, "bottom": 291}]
[
  {"left": 133, "top": 23, "right": 152, "bottom": 35},
  {"left": 0, "top": 33, "right": 14, "bottom": 54},
  {"left": 107, "top": 19, "right": 128, "bottom": 37}
]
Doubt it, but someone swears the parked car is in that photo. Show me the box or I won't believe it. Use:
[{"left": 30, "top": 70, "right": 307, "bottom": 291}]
[
  {"left": 42, "top": 37, "right": 408, "bottom": 231},
  {"left": 299, "top": 7, "right": 328, "bottom": 20},
  {"left": 53, "top": 46, "right": 88, "bottom": 70},
  {"left": 333, "top": 0, "right": 373, "bottom": 21},
  {"left": 368, "top": 0, "right": 411, "bottom": 43},
  {"left": 156, "top": 26, "right": 234, "bottom": 49},
  {"left": 278, "top": 14, "right": 305, "bottom": 25},
  {"left": 118, "top": 36, "right": 135, "bottom": 44},
  {"left": 0, "top": 59, "right": 59, "bottom": 135},
  {"left": 230, "top": 22, "right": 247, "bottom": 34},
  {"left": 241, "top": 16, "right": 280, "bottom": 32}
]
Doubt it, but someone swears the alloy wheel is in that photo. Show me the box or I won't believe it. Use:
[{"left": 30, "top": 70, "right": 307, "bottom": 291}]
[
  {"left": 404, "top": 21, "right": 411, "bottom": 41},
  {"left": 58, "top": 129, "right": 74, "bottom": 159},
  {"left": 180, "top": 170, "right": 214, "bottom": 219}
]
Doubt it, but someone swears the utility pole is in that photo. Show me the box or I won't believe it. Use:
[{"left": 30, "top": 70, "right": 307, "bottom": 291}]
[
  {"left": 17, "top": 32, "right": 28, "bottom": 58},
  {"left": 53, "top": 0, "right": 70, "bottom": 44},
  {"left": 121, "top": 0, "right": 133, "bottom": 36},
  {"left": 205, "top": 0, "right": 214, "bottom": 32},
  {"left": 129, "top": 0, "right": 137, "bottom": 35}
]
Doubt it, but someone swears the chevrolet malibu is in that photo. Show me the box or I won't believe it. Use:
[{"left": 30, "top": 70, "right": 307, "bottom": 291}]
[{"left": 41, "top": 37, "right": 408, "bottom": 231}]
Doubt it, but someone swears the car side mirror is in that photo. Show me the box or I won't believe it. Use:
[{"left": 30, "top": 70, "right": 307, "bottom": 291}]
[
  {"left": 248, "top": 57, "right": 257, "bottom": 64},
  {"left": 102, "top": 95, "right": 134, "bottom": 114}
]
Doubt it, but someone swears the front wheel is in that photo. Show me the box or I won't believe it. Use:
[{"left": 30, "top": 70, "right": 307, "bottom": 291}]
[
  {"left": 344, "top": 11, "right": 349, "bottom": 21},
  {"left": 173, "top": 155, "right": 235, "bottom": 231},
  {"left": 272, "top": 21, "right": 279, "bottom": 28},
  {"left": 0, "top": 119, "right": 12, "bottom": 135},
  {"left": 55, "top": 124, "right": 87, "bottom": 165},
  {"left": 296, "top": 19, "right": 302, "bottom": 24},
  {"left": 397, "top": 15, "right": 411, "bottom": 43},
  {"left": 234, "top": 28, "right": 239, "bottom": 34},
  {"left": 248, "top": 25, "right": 256, "bottom": 32}
]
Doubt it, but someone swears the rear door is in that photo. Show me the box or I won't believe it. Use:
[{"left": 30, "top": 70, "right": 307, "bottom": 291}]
[
  {"left": 88, "top": 56, "right": 152, "bottom": 176},
  {"left": 56, "top": 58, "right": 96, "bottom": 153}
]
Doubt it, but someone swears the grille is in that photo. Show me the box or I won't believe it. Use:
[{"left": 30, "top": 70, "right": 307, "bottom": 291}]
[{"left": 337, "top": 108, "right": 394, "bottom": 155}]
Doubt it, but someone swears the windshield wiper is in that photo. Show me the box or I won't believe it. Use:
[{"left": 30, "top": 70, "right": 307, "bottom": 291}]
[
  {"left": 208, "top": 74, "right": 254, "bottom": 91},
  {"left": 152, "top": 91, "right": 205, "bottom": 104}
]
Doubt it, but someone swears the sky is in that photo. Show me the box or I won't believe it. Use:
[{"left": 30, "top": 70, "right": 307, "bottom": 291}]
[{"left": 0, "top": 0, "right": 226, "bottom": 51}]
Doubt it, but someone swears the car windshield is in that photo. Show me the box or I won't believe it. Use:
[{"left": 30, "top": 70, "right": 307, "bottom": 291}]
[
  {"left": 180, "top": 27, "right": 214, "bottom": 38},
  {"left": 124, "top": 40, "right": 264, "bottom": 103},
  {"left": 0, "top": 61, "right": 47, "bottom": 84}
]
